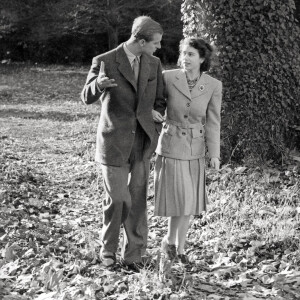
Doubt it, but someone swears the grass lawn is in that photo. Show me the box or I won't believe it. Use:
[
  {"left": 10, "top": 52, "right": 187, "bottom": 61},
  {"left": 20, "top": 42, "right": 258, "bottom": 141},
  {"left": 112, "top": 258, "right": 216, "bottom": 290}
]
[{"left": 0, "top": 64, "right": 300, "bottom": 300}]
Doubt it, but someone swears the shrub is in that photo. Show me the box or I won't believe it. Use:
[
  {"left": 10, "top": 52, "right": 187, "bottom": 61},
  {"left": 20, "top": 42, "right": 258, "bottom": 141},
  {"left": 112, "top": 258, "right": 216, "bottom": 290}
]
[{"left": 182, "top": 0, "right": 300, "bottom": 163}]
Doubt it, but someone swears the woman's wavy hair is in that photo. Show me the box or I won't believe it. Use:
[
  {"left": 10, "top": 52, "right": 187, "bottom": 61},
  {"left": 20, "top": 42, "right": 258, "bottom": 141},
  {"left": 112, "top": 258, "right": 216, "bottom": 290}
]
[{"left": 178, "top": 38, "right": 214, "bottom": 72}]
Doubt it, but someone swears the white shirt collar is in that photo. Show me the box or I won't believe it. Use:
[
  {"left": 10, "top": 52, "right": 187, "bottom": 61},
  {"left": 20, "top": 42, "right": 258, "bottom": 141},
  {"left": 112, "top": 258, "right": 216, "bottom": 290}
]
[{"left": 123, "top": 43, "right": 140, "bottom": 65}]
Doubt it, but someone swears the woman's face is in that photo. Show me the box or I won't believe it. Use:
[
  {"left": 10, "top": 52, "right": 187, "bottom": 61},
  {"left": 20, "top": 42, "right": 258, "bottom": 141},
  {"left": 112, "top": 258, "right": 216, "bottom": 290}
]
[{"left": 181, "top": 45, "right": 204, "bottom": 72}]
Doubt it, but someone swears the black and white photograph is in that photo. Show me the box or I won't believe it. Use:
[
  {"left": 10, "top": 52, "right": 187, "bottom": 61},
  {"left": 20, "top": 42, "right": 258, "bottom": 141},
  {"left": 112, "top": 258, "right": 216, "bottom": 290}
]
[{"left": 0, "top": 1, "right": 300, "bottom": 299}]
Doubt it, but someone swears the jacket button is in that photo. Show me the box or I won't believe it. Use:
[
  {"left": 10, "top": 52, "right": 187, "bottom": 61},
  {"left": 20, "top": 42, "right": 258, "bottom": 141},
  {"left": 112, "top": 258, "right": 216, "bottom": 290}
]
[
  {"left": 186, "top": 103, "right": 190, "bottom": 107},
  {"left": 131, "top": 130, "right": 135, "bottom": 134}
]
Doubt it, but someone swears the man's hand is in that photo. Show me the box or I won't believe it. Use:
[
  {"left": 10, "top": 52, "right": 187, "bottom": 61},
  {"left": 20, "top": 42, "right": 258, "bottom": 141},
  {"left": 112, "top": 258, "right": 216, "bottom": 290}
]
[
  {"left": 96, "top": 61, "right": 118, "bottom": 90},
  {"left": 152, "top": 109, "right": 165, "bottom": 123},
  {"left": 210, "top": 157, "right": 220, "bottom": 170}
]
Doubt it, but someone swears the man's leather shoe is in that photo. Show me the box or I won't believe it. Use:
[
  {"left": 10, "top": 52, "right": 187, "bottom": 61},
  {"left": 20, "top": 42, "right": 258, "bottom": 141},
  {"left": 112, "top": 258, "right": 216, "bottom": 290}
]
[{"left": 99, "top": 249, "right": 116, "bottom": 267}]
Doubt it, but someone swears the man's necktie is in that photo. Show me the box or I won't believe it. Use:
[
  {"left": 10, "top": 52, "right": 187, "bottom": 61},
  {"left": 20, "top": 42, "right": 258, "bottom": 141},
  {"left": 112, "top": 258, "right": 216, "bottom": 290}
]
[{"left": 132, "top": 57, "right": 139, "bottom": 82}]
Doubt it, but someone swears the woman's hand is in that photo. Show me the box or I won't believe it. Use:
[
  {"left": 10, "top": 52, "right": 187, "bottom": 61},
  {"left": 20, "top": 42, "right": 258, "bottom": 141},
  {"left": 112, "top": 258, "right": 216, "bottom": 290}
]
[
  {"left": 210, "top": 157, "right": 220, "bottom": 170},
  {"left": 152, "top": 109, "right": 165, "bottom": 123}
]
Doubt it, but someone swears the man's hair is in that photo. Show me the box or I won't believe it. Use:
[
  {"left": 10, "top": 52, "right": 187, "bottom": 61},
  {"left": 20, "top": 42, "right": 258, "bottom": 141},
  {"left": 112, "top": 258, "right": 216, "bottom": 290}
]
[{"left": 131, "top": 16, "right": 163, "bottom": 42}]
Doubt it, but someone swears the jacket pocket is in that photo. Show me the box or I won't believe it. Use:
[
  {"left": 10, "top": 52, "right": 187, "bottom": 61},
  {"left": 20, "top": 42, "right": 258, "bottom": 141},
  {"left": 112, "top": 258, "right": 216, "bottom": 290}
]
[
  {"left": 191, "top": 127, "right": 205, "bottom": 156},
  {"left": 159, "top": 123, "right": 175, "bottom": 153}
]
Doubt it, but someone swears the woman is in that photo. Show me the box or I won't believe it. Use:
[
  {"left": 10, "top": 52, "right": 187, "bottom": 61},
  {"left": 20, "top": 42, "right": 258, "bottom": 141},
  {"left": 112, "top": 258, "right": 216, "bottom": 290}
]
[{"left": 152, "top": 38, "right": 222, "bottom": 263}]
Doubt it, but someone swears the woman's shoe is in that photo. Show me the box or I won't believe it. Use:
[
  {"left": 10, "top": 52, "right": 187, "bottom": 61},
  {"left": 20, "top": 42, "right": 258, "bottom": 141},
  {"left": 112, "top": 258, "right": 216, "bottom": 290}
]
[
  {"left": 177, "top": 253, "right": 189, "bottom": 264},
  {"left": 161, "top": 237, "right": 177, "bottom": 260}
]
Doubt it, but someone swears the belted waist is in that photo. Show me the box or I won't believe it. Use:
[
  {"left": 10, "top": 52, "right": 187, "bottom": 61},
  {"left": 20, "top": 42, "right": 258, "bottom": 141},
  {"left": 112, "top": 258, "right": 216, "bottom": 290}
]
[
  {"left": 165, "top": 118, "right": 205, "bottom": 129},
  {"left": 156, "top": 117, "right": 207, "bottom": 160}
]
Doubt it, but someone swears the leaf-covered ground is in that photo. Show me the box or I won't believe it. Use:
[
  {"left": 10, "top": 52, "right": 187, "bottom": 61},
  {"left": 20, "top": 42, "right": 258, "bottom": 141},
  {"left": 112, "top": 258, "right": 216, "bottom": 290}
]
[{"left": 0, "top": 64, "right": 299, "bottom": 300}]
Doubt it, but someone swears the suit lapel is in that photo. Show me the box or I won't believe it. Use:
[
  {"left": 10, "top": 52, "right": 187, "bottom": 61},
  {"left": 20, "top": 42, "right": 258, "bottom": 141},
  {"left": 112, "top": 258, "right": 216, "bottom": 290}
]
[
  {"left": 137, "top": 54, "right": 150, "bottom": 99},
  {"left": 173, "top": 70, "right": 191, "bottom": 100},
  {"left": 191, "top": 73, "right": 209, "bottom": 98},
  {"left": 116, "top": 44, "right": 137, "bottom": 91}
]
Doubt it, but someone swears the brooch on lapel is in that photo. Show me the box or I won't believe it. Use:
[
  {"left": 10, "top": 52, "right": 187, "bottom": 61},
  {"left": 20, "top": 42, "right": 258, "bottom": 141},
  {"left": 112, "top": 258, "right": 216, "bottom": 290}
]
[{"left": 199, "top": 85, "right": 205, "bottom": 92}]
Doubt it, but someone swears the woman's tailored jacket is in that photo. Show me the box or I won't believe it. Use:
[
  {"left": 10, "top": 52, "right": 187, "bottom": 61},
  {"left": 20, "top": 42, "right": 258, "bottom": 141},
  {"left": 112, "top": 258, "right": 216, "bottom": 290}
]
[{"left": 156, "top": 69, "right": 222, "bottom": 160}]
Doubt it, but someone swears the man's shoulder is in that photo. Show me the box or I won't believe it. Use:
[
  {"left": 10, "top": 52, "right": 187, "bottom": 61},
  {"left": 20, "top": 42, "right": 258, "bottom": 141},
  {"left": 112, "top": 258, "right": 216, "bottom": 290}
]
[
  {"left": 150, "top": 55, "right": 161, "bottom": 62},
  {"left": 92, "top": 44, "right": 124, "bottom": 64},
  {"left": 144, "top": 54, "right": 161, "bottom": 65},
  {"left": 92, "top": 48, "right": 117, "bottom": 64}
]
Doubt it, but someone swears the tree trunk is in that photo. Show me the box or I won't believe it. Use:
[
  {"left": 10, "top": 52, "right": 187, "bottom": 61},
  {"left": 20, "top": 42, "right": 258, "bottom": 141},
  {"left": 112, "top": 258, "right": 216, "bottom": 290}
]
[
  {"left": 296, "top": 0, "right": 300, "bottom": 22},
  {"left": 108, "top": 26, "right": 118, "bottom": 49}
]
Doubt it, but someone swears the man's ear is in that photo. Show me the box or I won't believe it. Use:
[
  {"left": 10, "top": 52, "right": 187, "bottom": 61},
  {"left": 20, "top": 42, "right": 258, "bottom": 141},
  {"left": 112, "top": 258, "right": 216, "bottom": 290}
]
[{"left": 139, "top": 39, "right": 146, "bottom": 47}]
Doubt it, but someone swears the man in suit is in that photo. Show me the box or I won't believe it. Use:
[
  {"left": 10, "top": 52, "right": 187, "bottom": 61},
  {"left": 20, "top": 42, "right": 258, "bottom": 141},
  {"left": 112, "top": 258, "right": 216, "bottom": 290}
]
[{"left": 81, "top": 16, "right": 166, "bottom": 269}]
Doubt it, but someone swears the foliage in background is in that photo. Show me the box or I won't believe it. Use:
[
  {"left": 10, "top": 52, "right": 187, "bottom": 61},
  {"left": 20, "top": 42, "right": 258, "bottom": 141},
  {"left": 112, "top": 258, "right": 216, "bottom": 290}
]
[
  {"left": 0, "top": 0, "right": 183, "bottom": 64},
  {"left": 181, "top": 0, "right": 300, "bottom": 163}
]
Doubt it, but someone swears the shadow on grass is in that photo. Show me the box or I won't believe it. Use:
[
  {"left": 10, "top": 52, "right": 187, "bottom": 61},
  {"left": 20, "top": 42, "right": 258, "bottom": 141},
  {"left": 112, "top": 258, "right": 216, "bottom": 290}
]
[{"left": 0, "top": 108, "right": 98, "bottom": 122}]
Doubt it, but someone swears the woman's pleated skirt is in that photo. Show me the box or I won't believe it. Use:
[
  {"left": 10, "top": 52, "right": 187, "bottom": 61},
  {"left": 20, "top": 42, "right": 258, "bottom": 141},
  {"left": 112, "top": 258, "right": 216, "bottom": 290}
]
[{"left": 154, "top": 155, "right": 207, "bottom": 217}]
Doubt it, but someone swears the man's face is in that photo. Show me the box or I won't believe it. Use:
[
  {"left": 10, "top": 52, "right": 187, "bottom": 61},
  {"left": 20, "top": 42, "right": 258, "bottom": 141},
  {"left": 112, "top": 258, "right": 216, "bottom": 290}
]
[{"left": 140, "top": 33, "right": 162, "bottom": 55}]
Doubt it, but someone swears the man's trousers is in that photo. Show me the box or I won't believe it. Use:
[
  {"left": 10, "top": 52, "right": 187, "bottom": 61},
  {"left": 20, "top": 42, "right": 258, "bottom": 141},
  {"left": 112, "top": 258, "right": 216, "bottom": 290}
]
[{"left": 100, "top": 123, "right": 150, "bottom": 264}]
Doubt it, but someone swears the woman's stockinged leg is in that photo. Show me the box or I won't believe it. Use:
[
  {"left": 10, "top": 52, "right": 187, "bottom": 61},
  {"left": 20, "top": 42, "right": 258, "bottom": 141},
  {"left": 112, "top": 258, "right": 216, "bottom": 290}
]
[
  {"left": 165, "top": 215, "right": 191, "bottom": 254},
  {"left": 166, "top": 216, "right": 180, "bottom": 245},
  {"left": 176, "top": 215, "right": 190, "bottom": 254}
]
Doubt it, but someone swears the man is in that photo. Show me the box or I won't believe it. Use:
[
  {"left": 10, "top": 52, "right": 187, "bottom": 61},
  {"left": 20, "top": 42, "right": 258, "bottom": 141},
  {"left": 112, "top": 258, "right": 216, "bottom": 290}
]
[{"left": 81, "top": 16, "right": 166, "bottom": 269}]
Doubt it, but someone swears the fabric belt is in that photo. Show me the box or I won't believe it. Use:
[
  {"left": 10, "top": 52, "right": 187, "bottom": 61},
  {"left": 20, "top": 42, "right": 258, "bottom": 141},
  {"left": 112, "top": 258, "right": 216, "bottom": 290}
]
[{"left": 165, "top": 118, "right": 206, "bottom": 129}]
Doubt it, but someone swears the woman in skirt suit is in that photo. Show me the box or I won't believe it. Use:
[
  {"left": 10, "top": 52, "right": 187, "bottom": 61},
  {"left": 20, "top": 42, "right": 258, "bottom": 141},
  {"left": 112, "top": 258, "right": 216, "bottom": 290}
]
[{"left": 152, "top": 37, "right": 222, "bottom": 263}]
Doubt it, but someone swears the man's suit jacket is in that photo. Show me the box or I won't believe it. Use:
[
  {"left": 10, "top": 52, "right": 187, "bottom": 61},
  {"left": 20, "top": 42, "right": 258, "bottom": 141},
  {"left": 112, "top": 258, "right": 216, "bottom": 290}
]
[
  {"left": 156, "top": 69, "right": 222, "bottom": 160},
  {"left": 81, "top": 44, "right": 166, "bottom": 166}
]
